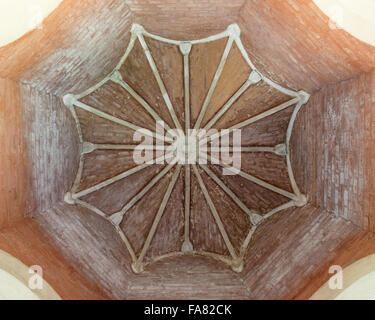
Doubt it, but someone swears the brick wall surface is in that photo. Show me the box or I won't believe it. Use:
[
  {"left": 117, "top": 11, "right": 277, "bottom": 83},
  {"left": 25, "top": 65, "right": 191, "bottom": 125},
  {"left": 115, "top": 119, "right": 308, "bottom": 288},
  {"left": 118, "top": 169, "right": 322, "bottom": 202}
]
[
  {"left": 239, "top": 0, "right": 375, "bottom": 92},
  {"left": 243, "top": 205, "right": 363, "bottom": 299},
  {"left": 1, "top": 0, "right": 375, "bottom": 299},
  {"left": 291, "top": 70, "right": 375, "bottom": 231},
  {"left": 23, "top": 85, "right": 80, "bottom": 216}
]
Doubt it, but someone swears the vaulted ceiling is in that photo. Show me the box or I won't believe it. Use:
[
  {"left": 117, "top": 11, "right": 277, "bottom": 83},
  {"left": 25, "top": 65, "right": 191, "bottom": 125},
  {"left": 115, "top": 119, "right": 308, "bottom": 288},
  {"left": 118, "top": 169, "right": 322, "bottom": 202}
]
[
  {"left": 1, "top": 0, "right": 375, "bottom": 300},
  {"left": 62, "top": 23, "right": 309, "bottom": 273}
]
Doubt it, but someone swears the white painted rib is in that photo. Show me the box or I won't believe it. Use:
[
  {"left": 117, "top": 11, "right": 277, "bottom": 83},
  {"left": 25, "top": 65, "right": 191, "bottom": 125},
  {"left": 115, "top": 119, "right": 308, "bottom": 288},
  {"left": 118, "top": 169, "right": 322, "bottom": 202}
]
[
  {"left": 144, "top": 250, "right": 233, "bottom": 269},
  {"left": 240, "top": 225, "right": 257, "bottom": 256},
  {"left": 205, "top": 146, "right": 279, "bottom": 153},
  {"left": 88, "top": 144, "right": 167, "bottom": 151},
  {"left": 192, "top": 165, "right": 237, "bottom": 260},
  {"left": 66, "top": 104, "right": 83, "bottom": 144},
  {"left": 200, "top": 164, "right": 260, "bottom": 223},
  {"left": 71, "top": 156, "right": 84, "bottom": 194},
  {"left": 199, "top": 96, "right": 300, "bottom": 145},
  {"left": 263, "top": 201, "right": 296, "bottom": 220},
  {"left": 72, "top": 36, "right": 137, "bottom": 101},
  {"left": 74, "top": 76, "right": 111, "bottom": 101},
  {"left": 64, "top": 104, "right": 86, "bottom": 194},
  {"left": 74, "top": 199, "right": 107, "bottom": 218},
  {"left": 209, "top": 155, "right": 298, "bottom": 201},
  {"left": 73, "top": 100, "right": 166, "bottom": 143},
  {"left": 240, "top": 146, "right": 277, "bottom": 153},
  {"left": 234, "top": 37, "right": 299, "bottom": 98},
  {"left": 109, "top": 159, "right": 178, "bottom": 226},
  {"left": 204, "top": 80, "right": 252, "bottom": 131},
  {"left": 194, "top": 36, "right": 234, "bottom": 130},
  {"left": 231, "top": 97, "right": 300, "bottom": 130},
  {"left": 111, "top": 72, "right": 172, "bottom": 132},
  {"left": 184, "top": 165, "right": 191, "bottom": 247},
  {"left": 137, "top": 33, "right": 183, "bottom": 131},
  {"left": 72, "top": 163, "right": 149, "bottom": 199},
  {"left": 180, "top": 42, "right": 193, "bottom": 250},
  {"left": 137, "top": 166, "right": 182, "bottom": 265},
  {"left": 181, "top": 42, "right": 191, "bottom": 135},
  {"left": 286, "top": 101, "right": 305, "bottom": 196},
  {"left": 72, "top": 153, "right": 173, "bottom": 199},
  {"left": 115, "top": 226, "right": 137, "bottom": 263}
]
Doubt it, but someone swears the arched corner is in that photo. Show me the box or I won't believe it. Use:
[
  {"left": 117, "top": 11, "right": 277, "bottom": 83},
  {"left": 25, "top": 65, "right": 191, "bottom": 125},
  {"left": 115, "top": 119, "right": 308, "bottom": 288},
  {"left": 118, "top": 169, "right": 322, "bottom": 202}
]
[
  {"left": 0, "top": 249, "right": 61, "bottom": 300},
  {"left": 310, "top": 253, "right": 375, "bottom": 300}
]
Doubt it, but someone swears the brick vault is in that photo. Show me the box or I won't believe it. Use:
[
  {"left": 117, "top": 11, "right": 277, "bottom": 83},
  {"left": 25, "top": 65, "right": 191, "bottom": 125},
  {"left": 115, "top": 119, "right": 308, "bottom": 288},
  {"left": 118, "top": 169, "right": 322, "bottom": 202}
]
[{"left": 1, "top": 0, "right": 375, "bottom": 299}]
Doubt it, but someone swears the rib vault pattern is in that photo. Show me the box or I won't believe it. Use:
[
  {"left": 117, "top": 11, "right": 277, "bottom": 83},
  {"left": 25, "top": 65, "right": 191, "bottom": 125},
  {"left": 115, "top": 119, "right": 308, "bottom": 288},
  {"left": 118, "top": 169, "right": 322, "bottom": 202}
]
[{"left": 62, "top": 23, "right": 310, "bottom": 273}]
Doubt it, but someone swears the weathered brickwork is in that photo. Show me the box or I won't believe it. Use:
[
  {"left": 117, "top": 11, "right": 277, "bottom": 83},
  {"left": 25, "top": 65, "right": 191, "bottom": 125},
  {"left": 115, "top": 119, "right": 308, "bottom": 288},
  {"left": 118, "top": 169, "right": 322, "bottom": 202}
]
[
  {"left": 0, "top": 0, "right": 133, "bottom": 96},
  {"left": 1, "top": 0, "right": 375, "bottom": 300},
  {"left": 239, "top": 0, "right": 375, "bottom": 92},
  {"left": 242, "top": 205, "right": 362, "bottom": 299},
  {"left": 291, "top": 70, "right": 375, "bottom": 231},
  {"left": 23, "top": 85, "right": 80, "bottom": 216},
  {"left": 35, "top": 202, "right": 250, "bottom": 299},
  {"left": 127, "top": 0, "right": 244, "bottom": 40}
]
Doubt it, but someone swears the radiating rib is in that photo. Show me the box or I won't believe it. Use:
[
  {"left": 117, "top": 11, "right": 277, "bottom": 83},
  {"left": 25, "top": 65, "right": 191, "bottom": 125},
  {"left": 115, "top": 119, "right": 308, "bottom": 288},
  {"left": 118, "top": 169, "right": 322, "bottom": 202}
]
[
  {"left": 62, "top": 23, "right": 310, "bottom": 273},
  {"left": 199, "top": 164, "right": 261, "bottom": 224},
  {"left": 241, "top": 146, "right": 276, "bottom": 153},
  {"left": 203, "top": 146, "right": 281, "bottom": 154},
  {"left": 203, "top": 79, "right": 251, "bottom": 131},
  {"left": 73, "top": 99, "right": 167, "bottom": 143},
  {"left": 83, "top": 143, "right": 167, "bottom": 153},
  {"left": 137, "top": 33, "right": 183, "bottom": 131},
  {"left": 183, "top": 165, "right": 192, "bottom": 250},
  {"left": 110, "top": 70, "right": 172, "bottom": 132},
  {"left": 192, "top": 165, "right": 237, "bottom": 260},
  {"left": 66, "top": 103, "right": 84, "bottom": 143},
  {"left": 179, "top": 42, "right": 193, "bottom": 251},
  {"left": 194, "top": 36, "right": 234, "bottom": 130},
  {"left": 199, "top": 96, "right": 300, "bottom": 145},
  {"left": 72, "top": 153, "right": 173, "bottom": 199},
  {"left": 115, "top": 34, "right": 137, "bottom": 73},
  {"left": 109, "top": 159, "right": 178, "bottom": 225},
  {"left": 209, "top": 155, "right": 298, "bottom": 201},
  {"left": 231, "top": 96, "right": 300, "bottom": 130},
  {"left": 180, "top": 42, "right": 192, "bottom": 135},
  {"left": 136, "top": 166, "right": 182, "bottom": 265}
]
